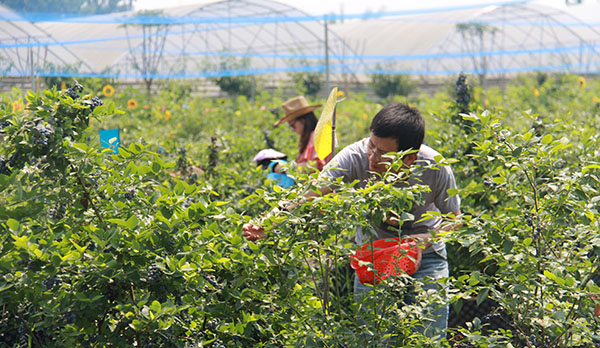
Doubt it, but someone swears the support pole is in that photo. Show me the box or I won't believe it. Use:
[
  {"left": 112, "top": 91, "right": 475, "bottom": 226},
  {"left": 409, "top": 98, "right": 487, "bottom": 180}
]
[
  {"left": 29, "top": 42, "right": 35, "bottom": 92},
  {"left": 324, "top": 20, "right": 330, "bottom": 96},
  {"left": 331, "top": 106, "right": 336, "bottom": 159}
]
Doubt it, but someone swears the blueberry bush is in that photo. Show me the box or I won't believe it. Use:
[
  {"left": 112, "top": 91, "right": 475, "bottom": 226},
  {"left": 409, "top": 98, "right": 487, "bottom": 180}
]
[{"left": 0, "top": 74, "right": 599, "bottom": 347}]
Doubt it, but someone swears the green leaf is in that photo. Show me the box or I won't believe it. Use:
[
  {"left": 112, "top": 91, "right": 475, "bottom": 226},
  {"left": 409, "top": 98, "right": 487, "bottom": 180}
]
[
  {"left": 108, "top": 218, "right": 128, "bottom": 227},
  {"left": 476, "top": 288, "right": 489, "bottom": 306},
  {"left": 130, "top": 319, "right": 142, "bottom": 331},
  {"left": 11, "top": 234, "right": 29, "bottom": 249},
  {"left": 151, "top": 162, "right": 161, "bottom": 173},
  {"left": 126, "top": 216, "right": 139, "bottom": 230},
  {"left": 0, "top": 282, "right": 15, "bottom": 293},
  {"left": 452, "top": 298, "right": 463, "bottom": 315},
  {"left": 541, "top": 134, "right": 553, "bottom": 145},
  {"left": 150, "top": 300, "right": 161, "bottom": 313},
  {"left": 72, "top": 142, "right": 88, "bottom": 153},
  {"left": 502, "top": 239, "right": 514, "bottom": 253},
  {"left": 6, "top": 218, "right": 20, "bottom": 232},
  {"left": 174, "top": 181, "right": 185, "bottom": 196},
  {"left": 511, "top": 146, "right": 522, "bottom": 157},
  {"left": 446, "top": 188, "right": 459, "bottom": 196}
]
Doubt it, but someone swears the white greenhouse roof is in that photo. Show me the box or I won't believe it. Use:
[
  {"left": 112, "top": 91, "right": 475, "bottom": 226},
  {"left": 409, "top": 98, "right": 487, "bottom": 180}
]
[
  {"left": 0, "top": 0, "right": 598, "bottom": 80},
  {"left": 332, "top": 2, "right": 600, "bottom": 77}
]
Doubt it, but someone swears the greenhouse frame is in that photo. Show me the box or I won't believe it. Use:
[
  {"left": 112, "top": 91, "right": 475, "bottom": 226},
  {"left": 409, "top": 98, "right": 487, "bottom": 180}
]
[{"left": 0, "top": 0, "right": 598, "bottom": 88}]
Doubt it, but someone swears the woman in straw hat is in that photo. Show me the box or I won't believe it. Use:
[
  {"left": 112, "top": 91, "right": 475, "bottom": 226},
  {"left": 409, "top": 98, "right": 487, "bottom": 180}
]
[{"left": 274, "top": 96, "right": 331, "bottom": 171}]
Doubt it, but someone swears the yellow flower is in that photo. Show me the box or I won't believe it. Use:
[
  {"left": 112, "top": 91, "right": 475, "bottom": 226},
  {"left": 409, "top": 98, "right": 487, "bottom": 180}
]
[
  {"left": 484, "top": 99, "right": 489, "bottom": 107},
  {"left": 11, "top": 100, "right": 24, "bottom": 112},
  {"left": 164, "top": 110, "right": 171, "bottom": 121},
  {"left": 579, "top": 76, "right": 586, "bottom": 88},
  {"left": 127, "top": 99, "right": 138, "bottom": 109},
  {"left": 337, "top": 90, "right": 345, "bottom": 98},
  {"left": 533, "top": 88, "right": 540, "bottom": 97},
  {"left": 102, "top": 84, "right": 115, "bottom": 97},
  {"left": 362, "top": 113, "right": 368, "bottom": 120},
  {"left": 235, "top": 110, "right": 241, "bottom": 116}
]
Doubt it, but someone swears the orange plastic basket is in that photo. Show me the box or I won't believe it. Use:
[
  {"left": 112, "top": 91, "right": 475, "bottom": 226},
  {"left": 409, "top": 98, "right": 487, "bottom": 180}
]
[{"left": 350, "top": 237, "right": 418, "bottom": 285}]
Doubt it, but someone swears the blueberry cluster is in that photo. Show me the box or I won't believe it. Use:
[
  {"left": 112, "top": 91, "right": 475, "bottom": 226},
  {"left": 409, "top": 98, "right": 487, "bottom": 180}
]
[
  {"left": 8, "top": 151, "right": 19, "bottom": 168},
  {"left": 48, "top": 203, "right": 65, "bottom": 220},
  {"left": 212, "top": 339, "right": 225, "bottom": 348},
  {"left": 0, "top": 157, "right": 10, "bottom": 175},
  {"left": 73, "top": 82, "right": 84, "bottom": 93},
  {"left": 89, "top": 96, "right": 104, "bottom": 112},
  {"left": 207, "top": 318, "right": 218, "bottom": 330},
  {"left": 180, "top": 198, "right": 190, "bottom": 210},
  {"left": 455, "top": 73, "right": 470, "bottom": 114},
  {"left": 147, "top": 263, "right": 162, "bottom": 283},
  {"left": 203, "top": 274, "right": 218, "bottom": 288},
  {"left": 176, "top": 146, "right": 189, "bottom": 172},
  {"left": 0, "top": 120, "right": 9, "bottom": 130},
  {"left": 124, "top": 190, "right": 135, "bottom": 200},
  {"left": 262, "top": 130, "right": 275, "bottom": 149},
  {"left": 208, "top": 136, "right": 220, "bottom": 169},
  {"left": 64, "top": 82, "right": 84, "bottom": 100},
  {"left": 34, "top": 126, "right": 54, "bottom": 147},
  {"left": 483, "top": 178, "right": 496, "bottom": 188},
  {"left": 64, "top": 311, "right": 77, "bottom": 324},
  {"left": 64, "top": 88, "right": 80, "bottom": 100},
  {"left": 43, "top": 276, "right": 60, "bottom": 290}
]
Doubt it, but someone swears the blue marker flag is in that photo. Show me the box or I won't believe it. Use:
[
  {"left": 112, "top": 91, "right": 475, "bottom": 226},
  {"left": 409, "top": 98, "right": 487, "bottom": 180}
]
[{"left": 99, "top": 128, "right": 120, "bottom": 154}]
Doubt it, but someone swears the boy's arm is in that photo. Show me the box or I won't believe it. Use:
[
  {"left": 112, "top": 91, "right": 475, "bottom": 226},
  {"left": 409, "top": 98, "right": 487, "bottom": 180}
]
[{"left": 242, "top": 186, "right": 333, "bottom": 241}]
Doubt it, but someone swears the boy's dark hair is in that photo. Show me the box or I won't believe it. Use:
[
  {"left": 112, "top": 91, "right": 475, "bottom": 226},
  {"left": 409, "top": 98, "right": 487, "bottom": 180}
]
[{"left": 369, "top": 103, "right": 425, "bottom": 151}]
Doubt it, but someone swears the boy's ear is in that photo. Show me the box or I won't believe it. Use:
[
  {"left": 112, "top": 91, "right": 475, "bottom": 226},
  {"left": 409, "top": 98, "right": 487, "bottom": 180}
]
[{"left": 403, "top": 152, "right": 418, "bottom": 166}]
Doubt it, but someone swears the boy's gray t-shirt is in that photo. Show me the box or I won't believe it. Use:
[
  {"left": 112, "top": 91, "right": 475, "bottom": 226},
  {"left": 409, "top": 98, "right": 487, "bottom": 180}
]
[{"left": 320, "top": 138, "right": 460, "bottom": 255}]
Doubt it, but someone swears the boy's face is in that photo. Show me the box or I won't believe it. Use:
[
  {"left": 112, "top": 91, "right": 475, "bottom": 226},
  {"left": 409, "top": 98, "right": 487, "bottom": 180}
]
[
  {"left": 367, "top": 134, "right": 399, "bottom": 174},
  {"left": 367, "top": 134, "right": 417, "bottom": 174}
]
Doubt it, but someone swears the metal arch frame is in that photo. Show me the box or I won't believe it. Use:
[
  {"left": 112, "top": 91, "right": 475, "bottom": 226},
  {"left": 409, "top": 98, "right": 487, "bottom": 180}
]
[
  {"left": 109, "top": 0, "right": 364, "bottom": 80},
  {"left": 417, "top": 3, "right": 600, "bottom": 77},
  {"left": 0, "top": 11, "right": 94, "bottom": 77}
]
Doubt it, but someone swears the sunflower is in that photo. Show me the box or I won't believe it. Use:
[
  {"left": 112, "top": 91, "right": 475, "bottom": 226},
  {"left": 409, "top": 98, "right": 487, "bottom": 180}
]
[
  {"left": 337, "top": 90, "right": 345, "bottom": 98},
  {"left": 102, "top": 84, "right": 115, "bottom": 97},
  {"left": 164, "top": 110, "right": 171, "bottom": 121},
  {"left": 127, "top": 99, "right": 138, "bottom": 109},
  {"left": 579, "top": 76, "right": 586, "bottom": 89},
  {"left": 11, "top": 100, "right": 25, "bottom": 112}
]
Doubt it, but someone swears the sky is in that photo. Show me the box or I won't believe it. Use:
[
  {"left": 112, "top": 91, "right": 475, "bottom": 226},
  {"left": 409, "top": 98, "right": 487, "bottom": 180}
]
[{"left": 134, "top": 0, "right": 574, "bottom": 15}]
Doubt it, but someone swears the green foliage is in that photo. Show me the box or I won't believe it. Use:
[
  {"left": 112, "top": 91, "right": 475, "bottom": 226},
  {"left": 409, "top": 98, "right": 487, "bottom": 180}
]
[
  {"left": 370, "top": 65, "right": 416, "bottom": 99},
  {"left": 210, "top": 57, "right": 256, "bottom": 98},
  {"left": 291, "top": 71, "right": 322, "bottom": 97},
  {"left": 1, "top": 73, "right": 600, "bottom": 346}
]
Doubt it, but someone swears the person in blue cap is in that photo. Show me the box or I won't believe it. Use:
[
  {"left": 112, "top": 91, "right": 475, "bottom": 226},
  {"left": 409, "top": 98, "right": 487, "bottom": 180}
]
[{"left": 253, "top": 149, "right": 295, "bottom": 188}]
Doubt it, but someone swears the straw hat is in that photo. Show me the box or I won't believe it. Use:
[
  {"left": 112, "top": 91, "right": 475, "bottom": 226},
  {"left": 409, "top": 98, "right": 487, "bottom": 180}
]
[{"left": 273, "top": 96, "right": 321, "bottom": 126}]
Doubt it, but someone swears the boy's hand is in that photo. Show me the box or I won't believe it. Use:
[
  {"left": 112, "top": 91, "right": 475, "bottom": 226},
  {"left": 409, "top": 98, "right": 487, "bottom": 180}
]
[{"left": 242, "top": 223, "right": 266, "bottom": 241}]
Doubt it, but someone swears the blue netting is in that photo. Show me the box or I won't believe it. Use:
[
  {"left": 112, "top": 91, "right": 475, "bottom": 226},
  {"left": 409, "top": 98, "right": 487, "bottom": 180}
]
[{"left": 0, "top": 0, "right": 598, "bottom": 79}]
